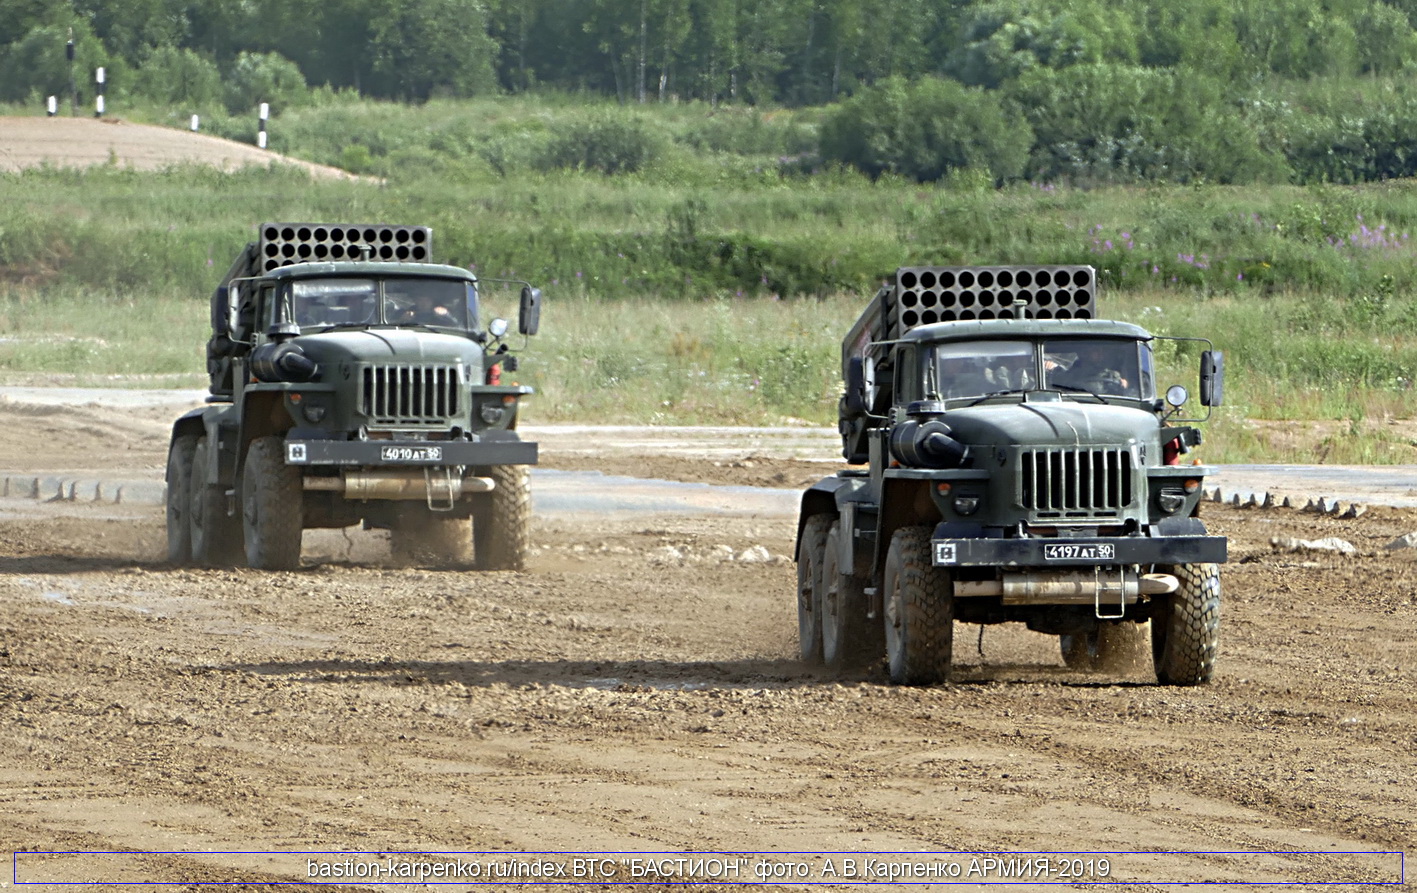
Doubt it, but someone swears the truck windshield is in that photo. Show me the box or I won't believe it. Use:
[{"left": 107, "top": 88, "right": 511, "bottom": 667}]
[
  {"left": 1042, "top": 338, "right": 1148, "bottom": 399},
  {"left": 290, "top": 277, "right": 476, "bottom": 330},
  {"left": 930, "top": 338, "right": 1152, "bottom": 401},
  {"left": 933, "top": 341, "right": 1034, "bottom": 398}
]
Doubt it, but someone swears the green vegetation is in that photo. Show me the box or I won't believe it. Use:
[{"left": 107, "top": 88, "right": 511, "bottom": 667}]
[
  {"left": 4, "top": 124, "right": 1417, "bottom": 463},
  {"left": 10, "top": 2, "right": 1417, "bottom": 186}
]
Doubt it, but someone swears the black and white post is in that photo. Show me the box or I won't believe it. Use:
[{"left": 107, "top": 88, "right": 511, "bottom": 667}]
[
  {"left": 94, "top": 67, "right": 105, "bottom": 117},
  {"left": 257, "top": 103, "right": 269, "bottom": 149},
  {"left": 66, "top": 36, "right": 76, "bottom": 115},
  {"left": 46, "top": 96, "right": 57, "bottom": 117}
]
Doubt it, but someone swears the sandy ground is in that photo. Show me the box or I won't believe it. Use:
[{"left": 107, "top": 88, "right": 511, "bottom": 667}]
[
  {"left": 0, "top": 395, "right": 1412, "bottom": 892},
  {"left": 0, "top": 117, "right": 356, "bottom": 179}
]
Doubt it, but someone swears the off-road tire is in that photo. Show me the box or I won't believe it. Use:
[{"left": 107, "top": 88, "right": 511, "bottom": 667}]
[
  {"left": 473, "top": 464, "right": 530, "bottom": 571},
  {"left": 1152, "top": 563, "right": 1221, "bottom": 685},
  {"left": 391, "top": 508, "right": 471, "bottom": 568},
  {"left": 1061, "top": 622, "right": 1150, "bottom": 673},
  {"left": 189, "top": 436, "right": 243, "bottom": 567},
  {"left": 821, "top": 520, "right": 879, "bottom": 670},
  {"left": 883, "top": 526, "right": 953, "bottom": 685},
  {"left": 241, "top": 435, "right": 303, "bottom": 571},
  {"left": 165, "top": 434, "right": 198, "bottom": 564},
  {"left": 796, "top": 514, "right": 832, "bottom": 666}
]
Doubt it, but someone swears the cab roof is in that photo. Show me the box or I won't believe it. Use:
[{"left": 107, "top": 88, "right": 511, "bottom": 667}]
[
  {"left": 899, "top": 318, "right": 1152, "bottom": 343},
  {"left": 261, "top": 262, "right": 476, "bottom": 282}
]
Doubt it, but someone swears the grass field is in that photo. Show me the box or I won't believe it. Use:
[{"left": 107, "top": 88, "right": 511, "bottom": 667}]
[{"left": 3, "top": 98, "right": 1417, "bottom": 463}]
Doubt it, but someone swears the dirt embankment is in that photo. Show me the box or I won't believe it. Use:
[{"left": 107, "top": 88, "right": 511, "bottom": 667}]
[{"left": 0, "top": 116, "right": 356, "bottom": 179}]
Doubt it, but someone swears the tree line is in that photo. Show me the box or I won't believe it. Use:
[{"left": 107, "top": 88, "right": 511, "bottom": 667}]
[
  {"left": 6, "top": 0, "right": 1417, "bottom": 185},
  {"left": 6, "top": 0, "right": 1417, "bottom": 105}
]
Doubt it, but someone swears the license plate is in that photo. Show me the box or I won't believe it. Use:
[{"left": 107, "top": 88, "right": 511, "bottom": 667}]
[
  {"left": 379, "top": 445, "right": 443, "bottom": 462},
  {"left": 1044, "top": 543, "right": 1115, "bottom": 561}
]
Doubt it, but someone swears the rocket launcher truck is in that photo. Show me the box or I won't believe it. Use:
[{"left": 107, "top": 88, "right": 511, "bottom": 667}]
[
  {"left": 166, "top": 223, "right": 542, "bottom": 571},
  {"left": 797, "top": 264, "right": 1228, "bottom": 685}
]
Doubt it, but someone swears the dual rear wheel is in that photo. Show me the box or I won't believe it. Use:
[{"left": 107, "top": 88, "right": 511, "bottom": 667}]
[{"left": 796, "top": 517, "right": 949, "bottom": 683}]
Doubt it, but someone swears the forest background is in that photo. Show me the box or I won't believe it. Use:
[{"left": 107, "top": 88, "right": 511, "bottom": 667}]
[{"left": 6, "top": 0, "right": 1417, "bottom": 462}]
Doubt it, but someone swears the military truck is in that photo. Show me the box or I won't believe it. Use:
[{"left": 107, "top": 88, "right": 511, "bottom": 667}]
[
  {"left": 166, "top": 223, "right": 542, "bottom": 571},
  {"left": 797, "top": 264, "right": 1227, "bottom": 685}
]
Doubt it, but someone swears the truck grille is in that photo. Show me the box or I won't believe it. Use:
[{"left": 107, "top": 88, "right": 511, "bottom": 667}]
[
  {"left": 1020, "top": 447, "right": 1133, "bottom": 518},
  {"left": 360, "top": 365, "right": 463, "bottom": 426}
]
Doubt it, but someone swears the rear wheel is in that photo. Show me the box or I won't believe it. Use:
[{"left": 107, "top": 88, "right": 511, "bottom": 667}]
[
  {"left": 165, "top": 434, "right": 198, "bottom": 564},
  {"left": 241, "top": 435, "right": 303, "bottom": 571},
  {"left": 883, "top": 526, "right": 953, "bottom": 685},
  {"left": 821, "top": 520, "right": 878, "bottom": 670},
  {"left": 1152, "top": 563, "right": 1221, "bottom": 685},
  {"left": 391, "top": 507, "right": 471, "bottom": 567},
  {"left": 189, "top": 436, "right": 243, "bottom": 567},
  {"left": 473, "top": 464, "right": 531, "bottom": 571},
  {"left": 796, "top": 514, "right": 832, "bottom": 666}
]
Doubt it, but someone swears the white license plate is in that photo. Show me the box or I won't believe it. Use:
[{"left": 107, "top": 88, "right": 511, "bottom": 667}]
[
  {"left": 1044, "top": 543, "right": 1115, "bottom": 561},
  {"left": 379, "top": 445, "right": 443, "bottom": 462}
]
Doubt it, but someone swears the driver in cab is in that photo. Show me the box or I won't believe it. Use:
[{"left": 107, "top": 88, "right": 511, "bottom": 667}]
[
  {"left": 1047, "top": 342, "right": 1131, "bottom": 395},
  {"left": 393, "top": 291, "right": 456, "bottom": 325}
]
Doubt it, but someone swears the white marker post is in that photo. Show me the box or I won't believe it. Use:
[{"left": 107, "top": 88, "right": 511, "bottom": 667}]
[
  {"left": 94, "top": 67, "right": 105, "bottom": 117},
  {"left": 257, "top": 103, "right": 269, "bottom": 149},
  {"left": 190, "top": 114, "right": 200, "bottom": 132},
  {"left": 46, "top": 96, "right": 57, "bottom": 117}
]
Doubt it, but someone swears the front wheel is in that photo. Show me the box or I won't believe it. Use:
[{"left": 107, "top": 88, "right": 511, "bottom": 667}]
[
  {"left": 241, "top": 435, "right": 303, "bottom": 571},
  {"left": 472, "top": 464, "right": 531, "bottom": 571},
  {"left": 1152, "top": 563, "right": 1221, "bottom": 685},
  {"left": 883, "top": 526, "right": 953, "bottom": 685}
]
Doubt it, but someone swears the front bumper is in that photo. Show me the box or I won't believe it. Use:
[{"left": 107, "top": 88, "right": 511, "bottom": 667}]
[
  {"left": 929, "top": 532, "right": 1227, "bottom": 568},
  {"left": 283, "top": 433, "right": 537, "bottom": 467}
]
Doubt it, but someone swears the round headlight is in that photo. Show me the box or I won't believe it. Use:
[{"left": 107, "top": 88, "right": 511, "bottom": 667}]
[
  {"left": 1166, "top": 385, "right": 1189, "bottom": 408},
  {"left": 488, "top": 317, "right": 509, "bottom": 338}
]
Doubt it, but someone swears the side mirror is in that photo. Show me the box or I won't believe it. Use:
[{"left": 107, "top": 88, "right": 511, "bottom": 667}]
[
  {"left": 1200, "top": 350, "right": 1223, "bottom": 406},
  {"left": 844, "top": 356, "right": 876, "bottom": 415},
  {"left": 519, "top": 285, "right": 542, "bottom": 336}
]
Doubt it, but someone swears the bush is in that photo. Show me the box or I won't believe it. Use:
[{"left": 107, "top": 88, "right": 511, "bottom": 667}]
[
  {"left": 1011, "top": 64, "right": 1288, "bottom": 185},
  {"left": 819, "top": 76, "right": 1032, "bottom": 183},
  {"left": 130, "top": 46, "right": 222, "bottom": 107},
  {"left": 0, "top": 22, "right": 108, "bottom": 105},
  {"left": 223, "top": 51, "right": 308, "bottom": 115},
  {"left": 537, "top": 114, "right": 664, "bottom": 175}
]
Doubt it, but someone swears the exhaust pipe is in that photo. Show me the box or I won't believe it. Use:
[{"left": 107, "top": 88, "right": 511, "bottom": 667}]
[
  {"left": 304, "top": 470, "right": 494, "bottom": 500},
  {"left": 955, "top": 571, "right": 1178, "bottom": 604}
]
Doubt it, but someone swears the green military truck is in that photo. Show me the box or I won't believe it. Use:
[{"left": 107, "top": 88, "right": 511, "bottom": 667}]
[
  {"left": 166, "top": 223, "right": 542, "bottom": 571},
  {"left": 797, "top": 264, "right": 1227, "bottom": 685}
]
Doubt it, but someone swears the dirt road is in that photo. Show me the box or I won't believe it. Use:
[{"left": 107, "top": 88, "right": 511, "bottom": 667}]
[{"left": 0, "top": 396, "right": 1413, "bottom": 891}]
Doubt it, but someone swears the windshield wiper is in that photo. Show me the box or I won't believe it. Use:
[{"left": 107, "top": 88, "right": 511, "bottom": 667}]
[
  {"left": 963, "top": 388, "right": 1033, "bottom": 407},
  {"left": 310, "top": 321, "right": 375, "bottom": 331},
  {"left": 1052, "top": 384, "right": 1108, "bottom": 403}
]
